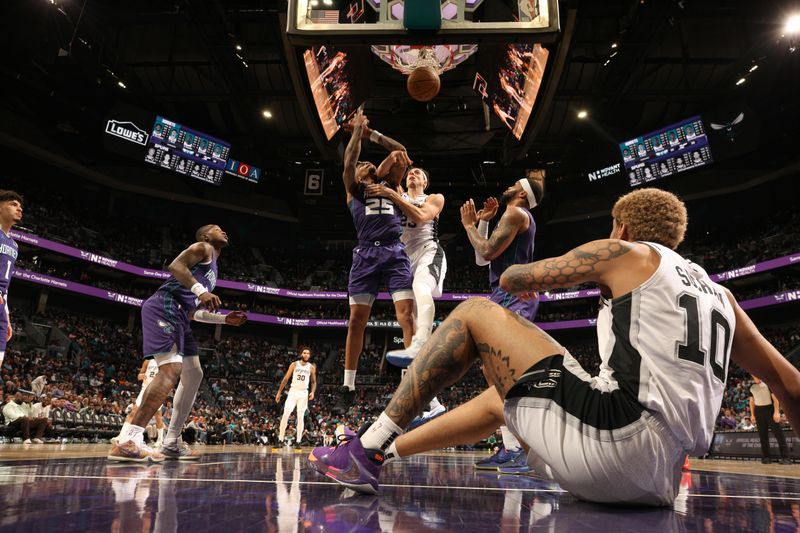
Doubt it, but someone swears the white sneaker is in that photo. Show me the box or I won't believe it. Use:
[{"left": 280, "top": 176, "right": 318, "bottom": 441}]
[
  {"left": 32, "top": 438, "right": 44, "bottom": 444},
  {"left": 386, "top": 337, "right": 427, "bottom": 368},
  {"left": 23, "top": 439, "right": 32, "bottom": 444},
  {"left": 408, "top": 404, "right": 447, "bottom": 430}
]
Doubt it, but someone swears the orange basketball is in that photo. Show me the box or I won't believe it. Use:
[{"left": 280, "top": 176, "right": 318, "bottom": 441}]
[{"left": 407, "top": 66, "right": 441, "bottom": 102}]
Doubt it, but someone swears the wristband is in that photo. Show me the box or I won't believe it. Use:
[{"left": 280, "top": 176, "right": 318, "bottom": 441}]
[
  {"left": 369, "top": 130, "right": 383, "bottom": 143},
  {"left": 477, "top": 220, "right": 489, "bottom": 236},
  {"left": 190, "top": 283, "right": 208, "bottom": 297},
  {"left": 193, "top": 310, "right": 227, "bottom": 324}
]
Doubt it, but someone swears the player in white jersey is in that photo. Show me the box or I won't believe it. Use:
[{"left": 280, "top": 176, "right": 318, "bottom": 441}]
[
  {"left": 115, "top": 360, "right": 166, "bottom": 447},
  {"left": 365, "top": 167, "right": 447, "bottom": 424},
  {"left": 276, "top": 348, "right": 317, "bottom": 447},
  {"left": 313, "top": 188, "right": 800, "bottom": 505}
]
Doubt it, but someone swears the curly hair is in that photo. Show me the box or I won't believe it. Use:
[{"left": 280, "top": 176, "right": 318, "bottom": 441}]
[{"left": 611, "top": 188, "right": 687, "bottom": 250}]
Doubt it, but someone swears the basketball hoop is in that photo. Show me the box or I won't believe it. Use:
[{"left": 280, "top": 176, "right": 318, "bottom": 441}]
[{"left": 373, "top": 44, "right": 476, "bottom": 76}]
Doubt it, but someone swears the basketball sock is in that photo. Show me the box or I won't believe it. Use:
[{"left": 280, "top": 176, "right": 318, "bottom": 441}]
[
  {"left": 156, "top": 428, "right": 164, "bottom": 446},
  {"left": 360, "top": 412, "right": 403, "bottom": 452},
  {"left": 118, "top": 424, "right": 145, "bottom": 446},
  {"left": 343, "top": 370, "right": 356, "bottom": 391},
  {"left": 428, "top": 397, "right": 443, "bottom": 411},
  {"left": 165, "top": 356, "right": 203, "bottom": 445},
  {"left": 117, "top": 422, "right": 131, "bottom": 440},
  {"left": 384, "top": 441, "right": 401, "bottom": 464},
  {"left": 412, "top": 281, "right": 435, "bottom": 342},
  {"left": 500, "top": 425, "right": 522, "bottom": 451}
]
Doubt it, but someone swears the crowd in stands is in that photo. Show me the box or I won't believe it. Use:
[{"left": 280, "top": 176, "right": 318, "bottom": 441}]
[{"left": 716, "top": 325, "right": 800, "bottom": 431}]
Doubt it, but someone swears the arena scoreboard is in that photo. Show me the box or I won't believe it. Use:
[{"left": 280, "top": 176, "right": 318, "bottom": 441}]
[
  {"left": 620, "top": 116, "right": 713, "bottom": 187},
  {"left": 144, "top": 116, "right": 231, "bottom": 186}
]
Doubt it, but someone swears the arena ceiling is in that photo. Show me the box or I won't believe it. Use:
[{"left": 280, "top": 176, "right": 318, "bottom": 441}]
[{"left": 2, "top": 0, "right": 798, "bottom": 198}]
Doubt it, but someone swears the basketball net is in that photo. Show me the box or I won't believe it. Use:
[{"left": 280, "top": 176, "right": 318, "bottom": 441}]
[{"left": 412, "top": 47, "right": 446, "bottom": 75}]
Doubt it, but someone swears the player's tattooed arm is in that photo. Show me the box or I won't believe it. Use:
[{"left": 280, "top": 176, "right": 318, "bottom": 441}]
[
  {"left": 500, "top": 239, "right": 634, "bottom": 295},
  {"left": 462, "top": 202, "right": 525, "bottom": 261}
]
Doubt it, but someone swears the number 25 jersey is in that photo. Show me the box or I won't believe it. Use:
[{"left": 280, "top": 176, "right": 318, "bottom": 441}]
[
  {"left": 349, "top": 182, "right": 403, "bottom": 244},
  {"left": 595, "top": 241, "right": 736, "bottom": 456}
]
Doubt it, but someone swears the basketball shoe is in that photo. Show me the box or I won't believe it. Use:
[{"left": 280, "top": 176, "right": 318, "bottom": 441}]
[
  {"left": 406, "top": 403, "right": 447, "bottom": 430},
  {"left": 160, "top": 440, "right": 202, "bottom": 461},
  {"left": 108, "top": 440, "right": 165, "bottom": 463},
  {"left": 497, "top": 450, "right": 532, "bottom": 474},
  {"left": 308, "top": 428, "right": 384, "bottom": 494},
  {"left": 474, "top": 447, "right": 519, "bottom": 470},
  {"left": 385, "top": 337, "right": 426, "bottom": 368}
]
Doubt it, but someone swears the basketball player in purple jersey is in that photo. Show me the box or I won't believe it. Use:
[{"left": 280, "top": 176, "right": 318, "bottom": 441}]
[
  {"left": 333, "top": 109, "right": 415, "bottom": 414},
  {"left": 108, "top": 224, "right": 247, "bottom": 462},
  {"left": 461, "top": 170, "right": 545, "bottom": 471},
  {"left": 0, "top": 190, "right": 22, "bottom": 369}
]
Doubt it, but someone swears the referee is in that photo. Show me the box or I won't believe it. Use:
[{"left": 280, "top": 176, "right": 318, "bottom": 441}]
[{"left": 749, "top": 375, "right": 792, "bottom": 464}]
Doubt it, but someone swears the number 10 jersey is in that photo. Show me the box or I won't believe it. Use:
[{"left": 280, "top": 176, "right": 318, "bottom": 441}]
[{"left": 595, "top": 241, "right": 736, "bottom": 456}]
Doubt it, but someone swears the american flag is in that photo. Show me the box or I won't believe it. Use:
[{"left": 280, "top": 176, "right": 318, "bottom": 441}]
[{"left": 309, "top": 10, "right": 339, "bottom": 24}]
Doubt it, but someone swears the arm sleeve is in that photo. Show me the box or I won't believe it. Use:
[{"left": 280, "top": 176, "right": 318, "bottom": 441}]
[{"left": 474, "top": 220, "right": 490, "bottom": 266}]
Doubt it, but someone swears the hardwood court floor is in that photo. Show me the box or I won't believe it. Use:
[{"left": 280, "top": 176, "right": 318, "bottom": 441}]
[{"left": 0, "top": 444, "right": 798, "bottom": 531}]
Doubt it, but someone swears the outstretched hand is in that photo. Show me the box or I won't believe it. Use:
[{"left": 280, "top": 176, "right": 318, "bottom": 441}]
[
  {"left": 345, "top": 109, "right": 369, "bottom": 135},
  {"left": 460, "top": 199, "right": 479, "bottom": 228},
  {"left": 224, "top": 310, "right": 248, "bottom": 326},
  {"left": 477, "top": 197, "right": 499, "bottom": 222}
]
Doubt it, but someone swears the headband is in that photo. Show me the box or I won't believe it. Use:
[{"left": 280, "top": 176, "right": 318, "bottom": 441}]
[{"left": 517, "top": 178, "right": 538, "bottom": 209}]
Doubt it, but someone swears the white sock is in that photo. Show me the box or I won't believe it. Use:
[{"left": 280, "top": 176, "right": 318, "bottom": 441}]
[
  {"left": 384, "top": 441, "right": 401, "bottom": 464},
  {"left": 413, "top": 281, "right": 435, "bottom": 343},
  {"left": 156, "top": 428, "right": 164, "bottom": 446},
  {"left": 166, "top": 355, "right": 203, "bottom": 444},
  {"left": 360, "top": 412, "right": 403, "bottom": 451},
  {"left": 118, "top": 425, "right": 145, "bottom": 445},
  {"left": 428, "top": 397, "right": 442, "bottom": 411},
  {"left": 500, "top": 425, "right": 522, "bottom": 451},
  {"left": 117, "top": 422, "right": 131, "bottom": 440},
  {"left": 343, "top": 370, "right": 356, "bottom": 391}
]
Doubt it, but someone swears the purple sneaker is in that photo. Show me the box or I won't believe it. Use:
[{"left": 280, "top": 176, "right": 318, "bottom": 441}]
[{"left": 308, "top": 427, "right": 384, "bottom": 494}]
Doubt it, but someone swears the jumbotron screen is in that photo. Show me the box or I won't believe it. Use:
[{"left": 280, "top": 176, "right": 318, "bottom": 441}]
[
  {"left": 144, "top": 116, "right": 231, "bottom": 186},
  {"left": 620, "top": 116, "right": 713, "bottom": 187}
]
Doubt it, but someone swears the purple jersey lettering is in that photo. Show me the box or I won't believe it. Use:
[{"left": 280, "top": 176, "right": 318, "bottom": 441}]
[{"left": 0, "top": 231, "right": 18, "bottom": 296}]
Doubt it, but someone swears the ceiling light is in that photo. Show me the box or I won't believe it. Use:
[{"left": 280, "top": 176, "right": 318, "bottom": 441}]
[
  {"left": 735, "top": 77, "right": 746, "bottom": 86},
  {"left": 262, "top": 109, "right": 273, "bottom": 119},
  {"left": 610, "top": 51, "right": 618, "bottom": 58},
  {"left": 236, "top": 44, "right": 242, "bottom": 51},
  {"left": 577, "top": 109, "right": 588, "bottom": 119},
  {"left": 117, "top": 81, "right": 126, "bottom": 89},
  {"left": 482, "top": 161, "right": 495, "bottom": 164},
  {"left": 603, "top": 59, "right": 611, "bottom": 66},
  {"left": 749, "top": 64, "right": 758, "bottom": 72},
  {"left": 611, "top": 42, "right": 618, "bottom": 49},
  {"left": 323, "top": 0, "right": 333, "bottom": 5},
  {"left": 242, "top": 61, "right": 249, "bottom": 68},
  {"left": 785, "top": 14, "right": 800, "bottom": 34}
]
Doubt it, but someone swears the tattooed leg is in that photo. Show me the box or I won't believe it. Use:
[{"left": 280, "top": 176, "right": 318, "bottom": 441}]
[{"left": 384, "top": 298, "right": 566, "bottom": 427}]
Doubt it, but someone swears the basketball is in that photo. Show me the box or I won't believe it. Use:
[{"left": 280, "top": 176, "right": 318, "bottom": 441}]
[{"left": 407, "top": 66, "right": 441, "bottom": 102}]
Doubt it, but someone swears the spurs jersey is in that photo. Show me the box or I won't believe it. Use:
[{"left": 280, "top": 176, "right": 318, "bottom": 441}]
[
  {"left": 595, "top": 242, "right": 735, "bottom": 455},
  {"left": 142, "top": 359, "right": 159, "bottom": 388},
  {"left": 400, "top": 193, "right": 438, "bottom": 251},
  {"left": 289, "top": 361, "right": 312, "bottom": 392}
]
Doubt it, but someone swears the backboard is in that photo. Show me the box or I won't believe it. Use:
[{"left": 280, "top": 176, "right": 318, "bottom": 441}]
[{"left": 286, "top": 0, "right": 560, "bottom": 46}]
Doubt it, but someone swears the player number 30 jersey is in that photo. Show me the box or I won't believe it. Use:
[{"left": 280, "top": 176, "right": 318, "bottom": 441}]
[{"left": 290, "top": 362, "right": 312, "bottom": 392}]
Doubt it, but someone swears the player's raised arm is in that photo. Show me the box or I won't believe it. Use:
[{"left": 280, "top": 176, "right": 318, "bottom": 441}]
[
  {"left": 345, "top": 119, "right": 407, "bottom": 153},
  {"left": 499, "top": 239, "right": 640, "bottom": 297},
  {"left": 275, "top": 362, "right": 296, "bottom": 403},
  {"left": 343, "top": 111, "right": 367, "bottom": 198},
  {"left": 462, "top": 200, "right": 526, "bottom": 262},
  {"left": 167, "top": 242, "right": 220, "bottom": 311},
  {"left": 723, "top": 288, "right": 800, "bottom": 436}
]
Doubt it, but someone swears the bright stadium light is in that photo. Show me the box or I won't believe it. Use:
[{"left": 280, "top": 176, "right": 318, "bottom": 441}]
[
  {"left": 262, "top": 109, "right": 273, "bottom": 119},
  {"left": 736, "top": 77, "right": 746, "bottom": 86},
  {"left": 785, "top": 14, "right": 800, "bottom": 34},
  {"left": 577, "top": 109, "right": 588, "bottom": 119}
]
